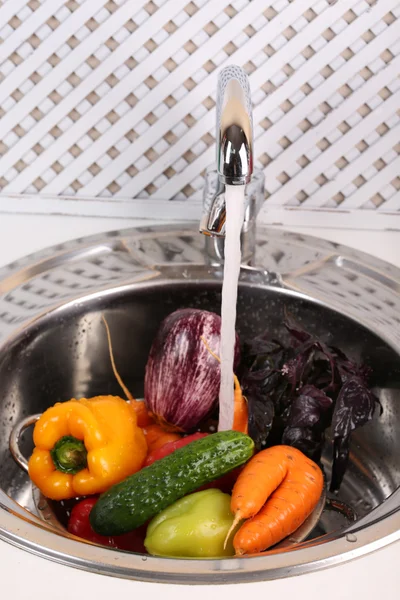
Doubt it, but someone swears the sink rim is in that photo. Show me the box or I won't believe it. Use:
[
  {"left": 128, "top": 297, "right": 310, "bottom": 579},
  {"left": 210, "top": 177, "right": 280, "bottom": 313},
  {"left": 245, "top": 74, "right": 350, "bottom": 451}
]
[
  {"left": 0, "top": 222, "right": 400, "bottom": 584},
  {"left": 1, "top": 490, "right": 400, "bottom": 584}
]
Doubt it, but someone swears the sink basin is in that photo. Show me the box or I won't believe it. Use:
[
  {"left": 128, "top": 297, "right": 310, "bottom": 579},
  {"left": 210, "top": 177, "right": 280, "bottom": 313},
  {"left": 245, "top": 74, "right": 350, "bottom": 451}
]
[{"left": 0, "top": 223, "right": 400, "bottom": 584}]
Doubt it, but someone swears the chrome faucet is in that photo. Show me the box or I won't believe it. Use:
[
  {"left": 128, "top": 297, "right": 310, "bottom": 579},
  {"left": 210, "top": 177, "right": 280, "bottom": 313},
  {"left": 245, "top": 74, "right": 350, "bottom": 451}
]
[
  {"left": 199, "top": 65, "right": 265, "bottom": 261},
  {"left": 216, "top": 65, "right": 253, "bottom": 187}
]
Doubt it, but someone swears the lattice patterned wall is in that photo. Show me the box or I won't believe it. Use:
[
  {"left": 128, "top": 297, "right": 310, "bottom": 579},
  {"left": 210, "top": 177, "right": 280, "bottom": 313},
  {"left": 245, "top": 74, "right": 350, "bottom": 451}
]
[{"left": 0, "top": 0, "right": 399, "bottom": 216}]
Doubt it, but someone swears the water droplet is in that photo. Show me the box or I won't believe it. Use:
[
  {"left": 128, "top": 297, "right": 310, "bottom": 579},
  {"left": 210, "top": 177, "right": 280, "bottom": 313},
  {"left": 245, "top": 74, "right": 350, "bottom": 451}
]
[
  {"left": 141, "top": 556, "right": 148, "bottom": 562},
  {"left": 346, "top": 533, "right": 357, "bottom": 543},
  {"left": 37, "top": 503, "right": 46, "bottom": 511}
]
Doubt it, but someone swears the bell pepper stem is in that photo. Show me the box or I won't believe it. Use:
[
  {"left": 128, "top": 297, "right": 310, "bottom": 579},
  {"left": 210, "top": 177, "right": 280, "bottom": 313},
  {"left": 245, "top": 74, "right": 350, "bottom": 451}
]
[{"left": 50, "top": 436, "right": 88, "bottom": 474}]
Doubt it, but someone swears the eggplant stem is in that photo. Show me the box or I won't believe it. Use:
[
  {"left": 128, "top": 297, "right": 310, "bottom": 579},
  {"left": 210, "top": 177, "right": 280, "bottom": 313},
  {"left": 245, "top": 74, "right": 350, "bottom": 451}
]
[
  {"left": 200, "top": 336, "right": 221, "bottom": 363},
  {"left": 201, "top": 337, "right": 242, "bottom": 396},
  {"left": 152, "top": 412, "right": 185, "bottom": 433},
  {"left": 102, "top": 314, "right": 134, "bottom": 402}
]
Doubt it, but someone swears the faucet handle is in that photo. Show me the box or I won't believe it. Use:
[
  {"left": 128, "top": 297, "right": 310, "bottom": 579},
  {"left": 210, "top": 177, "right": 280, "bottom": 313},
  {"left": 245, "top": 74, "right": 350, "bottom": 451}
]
[
  {"left": 199, "top": 169, "right": 226, "bottom": 236},
  {"left": 200, "top": 167, "right": 265, "bottom": 262}
]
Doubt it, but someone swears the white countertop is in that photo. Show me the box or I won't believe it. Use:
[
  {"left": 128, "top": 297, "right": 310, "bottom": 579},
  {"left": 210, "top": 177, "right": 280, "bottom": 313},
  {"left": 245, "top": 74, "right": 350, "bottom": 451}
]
[{"left": 0, "top": 212, "right": 399, "bottom": 600}]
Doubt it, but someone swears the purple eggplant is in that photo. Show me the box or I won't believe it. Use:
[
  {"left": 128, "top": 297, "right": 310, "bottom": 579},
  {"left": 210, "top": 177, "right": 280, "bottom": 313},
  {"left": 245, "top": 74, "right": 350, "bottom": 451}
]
[{"left": 144, "top": 308, "right": 240, "bottom": 432}]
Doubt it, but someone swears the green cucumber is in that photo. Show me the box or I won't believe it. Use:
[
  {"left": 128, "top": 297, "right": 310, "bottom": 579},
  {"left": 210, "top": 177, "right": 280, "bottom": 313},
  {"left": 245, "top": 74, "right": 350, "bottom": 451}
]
[{"left": 90, "top": 431, "right": 254, "bottom": 536}]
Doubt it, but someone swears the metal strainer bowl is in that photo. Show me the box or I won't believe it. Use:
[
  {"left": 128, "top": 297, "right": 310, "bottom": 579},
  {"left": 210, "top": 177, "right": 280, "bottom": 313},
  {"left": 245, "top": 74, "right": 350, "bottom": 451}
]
[{"left": 0, "top": 223, "right": 399, "bottom": 584}]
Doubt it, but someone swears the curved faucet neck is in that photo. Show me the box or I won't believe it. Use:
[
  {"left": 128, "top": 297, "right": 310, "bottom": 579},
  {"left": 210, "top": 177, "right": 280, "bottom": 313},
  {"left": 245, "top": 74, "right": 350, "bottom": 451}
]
[{"left": 199, "top": 65, "right": 264, "bottom": 262}]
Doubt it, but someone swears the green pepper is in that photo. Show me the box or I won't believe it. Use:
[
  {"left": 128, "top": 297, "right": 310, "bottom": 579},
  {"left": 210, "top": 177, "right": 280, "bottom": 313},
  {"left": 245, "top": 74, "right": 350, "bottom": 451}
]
[{"left": 144, "top": 489, "right": 240, "bottom": 558}]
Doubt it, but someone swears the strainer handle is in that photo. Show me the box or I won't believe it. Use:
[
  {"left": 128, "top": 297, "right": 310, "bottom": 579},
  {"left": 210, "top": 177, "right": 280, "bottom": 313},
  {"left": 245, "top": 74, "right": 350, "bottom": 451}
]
[{"left": 9, "top": 414, "right": 41, "bottom": 473}]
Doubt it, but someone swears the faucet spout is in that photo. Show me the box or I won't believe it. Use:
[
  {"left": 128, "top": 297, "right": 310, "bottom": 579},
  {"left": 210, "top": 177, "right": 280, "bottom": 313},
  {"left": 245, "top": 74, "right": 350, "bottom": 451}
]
[
  {"left": 218, "top": 124, "right": 252, "bottom": 186},
  {"left": 200, "top": 65, "right": 260, "bottom": 244},
  {"left": 216, "top": 66, "right": 253, "bottom": 186}
]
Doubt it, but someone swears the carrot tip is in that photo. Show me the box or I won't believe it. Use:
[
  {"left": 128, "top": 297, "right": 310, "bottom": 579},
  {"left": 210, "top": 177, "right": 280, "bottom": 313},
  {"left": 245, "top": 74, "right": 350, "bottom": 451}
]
[{"left": 224, "top": 513, "right": 241, "bottom": 550}]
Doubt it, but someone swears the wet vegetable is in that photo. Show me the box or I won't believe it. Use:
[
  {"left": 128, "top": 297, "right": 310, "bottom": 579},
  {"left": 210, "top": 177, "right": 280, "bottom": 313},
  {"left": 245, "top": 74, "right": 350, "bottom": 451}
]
[
  {"left": 50, "top": 436, "right": 87, "bottom": 475},
  {"left": 144, "top": 431, "right": 241, "bottom": 493},
  {"left": 145, "top": 489, "right": 239, "bottom": 558},
  {"left": 28, "top": 395, "right": 147, "bottom": 500},
  {"left": 128, "top": 400, "right": 154, "bottom": 427},
  {"left": 68, "top": 497, "right": 147, "bottom": 552},
  {"left": 90, "top": 431, "right": 254, "bottom": 536},
  {"left": 330, "top": 353, "right": 379, "bottom": 491},
  {"left": 143, "top": 432, "right": 208, "bottom": 467},
  {"left": 240, "top": 310, "right": 379, "bottom": 491},
  {"left": 201, "top": 336, "right": 248, "bottom": 435},
  {"left": 228, "top": 445, "right": 324, "bottom": 554},
  {"left": 142, "top": 423, "right": 181, "bottom": 452},
  {"left": 144, "top": 308, "right": 240, "bottom": 432}
]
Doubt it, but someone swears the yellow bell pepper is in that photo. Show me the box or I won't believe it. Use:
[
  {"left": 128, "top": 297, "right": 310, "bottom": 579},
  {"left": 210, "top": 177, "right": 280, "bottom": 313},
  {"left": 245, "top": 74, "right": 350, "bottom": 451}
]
[{"left": 28, "top": 395, "right": 147, "bottom": 501}]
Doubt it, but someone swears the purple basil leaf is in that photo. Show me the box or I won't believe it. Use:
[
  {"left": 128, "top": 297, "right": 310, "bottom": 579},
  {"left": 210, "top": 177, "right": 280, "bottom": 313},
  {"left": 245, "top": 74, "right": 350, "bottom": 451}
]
[
  {"left": 242, "top": 310, "right": 380, "bottom": 491},
  {"left": 282, "top": 347, "right": 314, "bottom": 390},
  {"left": 244, "top": 336, "right": 283, "bottom": 358},
  {"left": 284, "top": 311, "right": 337, "bottom": 389},
  {"left": 313, "top": 343, "right": 336, "bottom": 389},
  {"left": 301, "top": 384, "right": 334, "bottom": 408},
  {"left": 283, "top": 310, "right": 313, "bottom": 345},
  {"left": 281, "top": 357, "right": 298, "bottom": 389},
  {"left": 242, "top": 342, "right": 293, "bottom": 450},
  {"left": 282, "top": 426, "right": 323, "bottom": 462},
  {"left": 330, "top": 346, "right": 362, "bottom": 383},
  {"left": 331, "top": 378, "right": 377, "bottom": 439},
  {"left": 330, "top": 436, "right": 350, "bottom": 492},
  {"left": 329, "top": 345, "right": 352, "bottom": 364},
  {"left": 330, "top": 377, "right": 378, "bottom": 491},
  {"left": 286, "top": 397, "right": 321, "bottom": 428},
  {"left": 247, "top": 389, "right": 275, "bottom": 450},
  {"left": 298, "top": 349, "right": 318, "bottom": 386},
  {"left": 286, "top": 385, "right": 333, "bottom": 429},
  {"left": 308, "top": 359, "right": 336, "bottom": 390}
]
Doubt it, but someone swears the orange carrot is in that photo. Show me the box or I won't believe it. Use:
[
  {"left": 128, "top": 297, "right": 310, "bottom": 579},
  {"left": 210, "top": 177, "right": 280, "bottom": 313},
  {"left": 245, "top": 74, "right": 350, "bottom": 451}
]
[
  {"left": 142, "top": 423, "right": 181, "bottom": 452},
  {"left": 226, "top": 445, "right": 323, "bottom": 554},
  {"left": 232, "top": 374, "right": 248, "bottom": 435},
  {"left": 201, "top": 336, "right": 248, "bottom": 434}
]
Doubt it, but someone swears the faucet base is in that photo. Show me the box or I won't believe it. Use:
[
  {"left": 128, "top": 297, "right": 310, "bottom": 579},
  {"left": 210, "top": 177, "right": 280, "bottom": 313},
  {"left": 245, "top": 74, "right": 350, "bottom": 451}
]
[
  {"left": 200, "top": 166, "right": 265, "bottom": 262},
  {"left": 204, "top": 219, "right": 256, "bottom": 265}
]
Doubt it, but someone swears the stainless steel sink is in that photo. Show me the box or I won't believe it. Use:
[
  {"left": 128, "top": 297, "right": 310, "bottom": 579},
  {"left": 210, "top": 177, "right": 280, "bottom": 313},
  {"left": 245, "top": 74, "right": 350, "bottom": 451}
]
[{"left": 0, "top": 223, "right": 400, "bottom": 584}]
